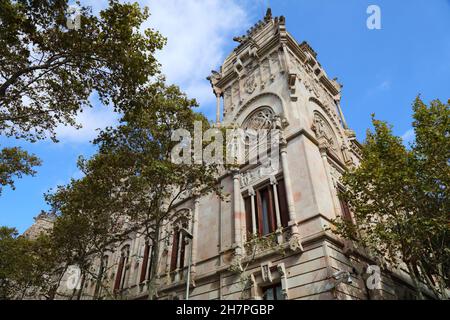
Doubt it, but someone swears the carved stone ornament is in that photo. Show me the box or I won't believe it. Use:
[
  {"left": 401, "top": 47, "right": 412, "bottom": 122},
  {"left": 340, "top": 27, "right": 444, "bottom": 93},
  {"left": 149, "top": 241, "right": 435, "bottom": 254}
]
[
  {"left": 312, "top": 112, "right": 338, "bottom": 151},
  {"left": 277, "top": 263, "right": 289, "bottom": 300},
  {"left": 240, "top": 159, "right": 278, "bottom": 188},
  {"left": 289, "top": 233, "right": 304, "bottom": 252},
  {"left": 261, "top": 263, "right": 273, "bottom": 283},
  {"left": 244, "top": 74, "right": 258, "bottom": 94}
]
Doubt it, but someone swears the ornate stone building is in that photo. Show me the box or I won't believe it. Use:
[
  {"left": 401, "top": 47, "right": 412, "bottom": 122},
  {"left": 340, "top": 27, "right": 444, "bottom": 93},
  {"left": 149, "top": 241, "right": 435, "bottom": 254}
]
[
  {"left": 23, "top": 211, "right": 56, "bottom": 240},
  {"left": 58, "top": 9, "right": 420, "bottom": 300}
]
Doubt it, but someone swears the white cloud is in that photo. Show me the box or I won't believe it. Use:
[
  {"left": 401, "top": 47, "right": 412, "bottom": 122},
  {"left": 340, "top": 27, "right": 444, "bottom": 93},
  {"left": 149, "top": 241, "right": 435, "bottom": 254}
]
[
  {"left": 141, "top": 0, "right": 250, "bottom": 108},
  {"left": 64, "top": 0, "right": 250, "bottom": 142},
  {"left": 54, "top": 105, "right": 119, "bottom": 143},
  {"left": 401, "top": 128, "right": 415, "bottom": 145}
]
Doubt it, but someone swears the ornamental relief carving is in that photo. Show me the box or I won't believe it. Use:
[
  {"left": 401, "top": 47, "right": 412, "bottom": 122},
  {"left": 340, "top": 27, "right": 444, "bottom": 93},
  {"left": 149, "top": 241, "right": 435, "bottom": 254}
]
[
  {"left": 260, "top": 58, "right": 271, "bottom": 89},
  {"left": 233, "top": 92, "right": 284, "bottom": 123},
  {"left": 269, "top": 51, "right": 281, "bottom": 74},
  {"left": 329, "top": 161, "right": 344, "bottom": 187},
  {"left": 232, "top": 81, "right": 240, "bottom": 107},
  {"left": 309, "top": 97, "right": 345, "bottom": 148},
  {"left": 244, "top": 73, "right": 258, "bottom": 94},
  {"left": 240, "top": 161, "right": 279, "bottom": 188},
  {"left": 311, "top": 112, "right": 338, "bottom": 152},
  {"left": 293, "top": 61, "right": 342, "bottom": 128}
]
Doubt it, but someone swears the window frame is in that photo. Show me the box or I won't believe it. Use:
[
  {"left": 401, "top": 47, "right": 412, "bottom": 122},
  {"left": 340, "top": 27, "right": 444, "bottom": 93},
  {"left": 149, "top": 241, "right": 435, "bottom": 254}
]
[
  {"left": 244, "top": 176, "right": 290, "bottom": 238},
  {"left": 114, "top": 245, "right": 130, "bottom": 292},
  {"left": 262, "top": 282, "right": 284, "bottom": 300},
  {"left": 337, "top": 184, "right": 353, "bottom": 222},
  {"left": 140, "top": 242, "right": 152, "bottom": 283}
]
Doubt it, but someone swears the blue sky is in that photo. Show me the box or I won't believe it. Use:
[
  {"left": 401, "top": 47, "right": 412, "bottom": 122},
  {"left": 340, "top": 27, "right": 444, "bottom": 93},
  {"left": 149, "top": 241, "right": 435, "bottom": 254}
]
[{"left": 1, "top": 0, "right": 450, "bottom": 233}]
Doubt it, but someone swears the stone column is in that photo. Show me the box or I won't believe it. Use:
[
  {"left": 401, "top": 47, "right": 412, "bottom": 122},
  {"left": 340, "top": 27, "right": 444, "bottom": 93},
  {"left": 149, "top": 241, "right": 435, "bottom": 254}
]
[
  {"left": 191, "top": 198, "right": 199, "bottom": 279},
  {"left": 270, "top": 175, "right": 282, "bottom": 229},
  {"left": 270, "top": 175, "right": 284, "bottom": 244},
  {"left": 280, "top": 142, "right": 303, "bottom": 252},
  {"left": 232, "top": 170, "right": 244, "bottom": 256},
  {"left": 248, "top": 186, "right": 257, "bottom": 236},
  {"left": 215, "top": 93, "right": 221, "bottom": 126}
]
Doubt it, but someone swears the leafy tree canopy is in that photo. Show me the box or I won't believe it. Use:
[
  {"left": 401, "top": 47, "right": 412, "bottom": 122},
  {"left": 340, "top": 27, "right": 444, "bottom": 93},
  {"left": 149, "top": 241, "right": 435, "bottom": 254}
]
[
  {"left": 335, "top": 97, "right": 449, "bottom": 299},
  {"left": 0, "top": 0, "right": 166, "bottom": 195}
]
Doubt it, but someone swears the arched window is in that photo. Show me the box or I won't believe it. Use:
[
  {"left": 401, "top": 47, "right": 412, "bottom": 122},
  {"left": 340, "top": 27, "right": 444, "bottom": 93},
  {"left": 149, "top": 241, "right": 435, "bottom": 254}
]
[
  {"left": 170, "top": 218, "right": 189, "bottom": 273},
  {"left": 238, "top": 107, "right": 280, "bottom": 166},
  {"left": 242, "top": 107, "right": 275, "bottom": 130},
  {"left": 114, "top": 245, "right": 130, "bottom": 292},
  {"left": 140, "top": 241, "right": 152, "bottom": 283}
]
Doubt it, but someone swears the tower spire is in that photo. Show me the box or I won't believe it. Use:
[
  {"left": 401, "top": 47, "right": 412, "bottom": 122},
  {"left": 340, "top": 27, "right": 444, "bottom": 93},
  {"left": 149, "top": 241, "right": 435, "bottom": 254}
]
[{"left": 264, "top": 1, "right": 272, "bottom": 22}]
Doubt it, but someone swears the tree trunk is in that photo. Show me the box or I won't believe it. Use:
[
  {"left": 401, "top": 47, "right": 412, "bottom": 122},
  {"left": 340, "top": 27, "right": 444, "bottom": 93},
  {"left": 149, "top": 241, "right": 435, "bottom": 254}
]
[
  {"left": 417, "top": 260, "right": 442, "bottom": 299},
  {"left": 76, "top": 272, "right": 86, "bottom": 300},
  {"left": 407, "top": 262, "right": 424, "bottom": 300},
  {"left": 436, "top": 263, "right": 449, "bottom": 300},
  {"left": 48, "top": 265, "right": 69, "bottom": 300},
  {"left": 94, "top": 256, "right": 105, "bottom": 300},
  {"left": 147, "top": 225, "right": 161, "bottom": 300}
]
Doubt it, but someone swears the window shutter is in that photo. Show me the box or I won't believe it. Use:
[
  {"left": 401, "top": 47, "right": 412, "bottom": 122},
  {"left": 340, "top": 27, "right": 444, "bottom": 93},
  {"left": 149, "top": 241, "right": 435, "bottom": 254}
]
[
  {"left": 277, "top": 179, "right": 290, "bottom": 228},
  {"left": 256, "top": 191, "right": 263, "bottom": 236},
  {"left": 267, "top": 185, "right": 277, "bottom": 233},
  {"left": 140, "top": 243, "right": 150, "bottom": 283},
  {"left": 114, "top": 256, "right": 125, "bottom": 291},
  {"left": 170, "top": 231, "right": 179, "bottom": 272},
  {"left": 179, "top": 234, "right": 186, "bottom": 270},
  {"left": 244, "top": 196, "right": 253, "bottom": 236}
]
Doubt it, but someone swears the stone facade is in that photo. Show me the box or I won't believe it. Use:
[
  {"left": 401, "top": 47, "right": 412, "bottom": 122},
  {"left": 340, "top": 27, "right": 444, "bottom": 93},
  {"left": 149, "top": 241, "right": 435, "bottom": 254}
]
[
  {"left": 57, "top": 9, "right": 420, "bottom": 300},
  {"left": 23, "top": 211, "right": 56, "bottom": 240}
]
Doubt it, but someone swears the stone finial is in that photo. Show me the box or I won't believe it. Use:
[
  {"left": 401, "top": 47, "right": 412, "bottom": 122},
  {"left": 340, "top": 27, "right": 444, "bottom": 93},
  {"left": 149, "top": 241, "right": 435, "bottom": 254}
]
[{"left": 264, "top": 8, "right": 272, "bottom": 22}]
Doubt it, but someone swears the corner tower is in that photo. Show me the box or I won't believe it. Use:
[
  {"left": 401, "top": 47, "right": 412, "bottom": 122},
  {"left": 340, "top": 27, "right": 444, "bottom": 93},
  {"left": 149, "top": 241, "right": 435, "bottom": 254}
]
[{"left": 208, "top": 9, "right": 362, "bottom": 244}]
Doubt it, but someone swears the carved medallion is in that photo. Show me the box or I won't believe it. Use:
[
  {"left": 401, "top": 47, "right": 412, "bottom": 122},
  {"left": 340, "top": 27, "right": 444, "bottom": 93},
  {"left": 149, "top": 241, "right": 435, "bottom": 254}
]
[{"left": 244, "top": 74, "right": 258, "bottom": 94}]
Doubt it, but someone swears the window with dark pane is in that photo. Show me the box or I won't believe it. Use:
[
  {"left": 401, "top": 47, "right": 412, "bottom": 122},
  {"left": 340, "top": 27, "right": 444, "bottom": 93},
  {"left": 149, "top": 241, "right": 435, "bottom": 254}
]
[
  {"left": 337, "top": 186, "right": 352, "bottom": 221},
  {"left": 170, "top": 229, "right": 186, "bottom": 272},
  {"left": 276, "top": 178, "right": 290, "bottom": 228},
  {"left": 244, "top": 196, "right": 253, "bottom": 236},
  {"left": 114, "top": 245, "right": 130, "bottom": 292},
  {"left": 263, "top": 283, "right": 284, "bottom": 300}
]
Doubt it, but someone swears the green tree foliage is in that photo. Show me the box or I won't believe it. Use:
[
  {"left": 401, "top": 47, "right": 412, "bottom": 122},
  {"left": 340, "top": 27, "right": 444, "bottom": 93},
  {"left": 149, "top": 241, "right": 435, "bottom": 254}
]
[
  {"left": 0, "top": 226, "right": 61, "bottom": 299},
  {"left": 46, "top": 155, "right": 135, "bottom": 300},
  {"left": 46, "top": 81, "right": 222, "bottom": 299},
  {"left": 90, "top": 81, "right": 222, "bottom": 299},
  {"left": 0, "top": 0, "right": 165, "bottom": 194},
  {"left": 0, "top": 146, "right": 41, "bottom": 195},
  {"left": 334, "top": 97, "right": 449, "bottom": 299}
]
